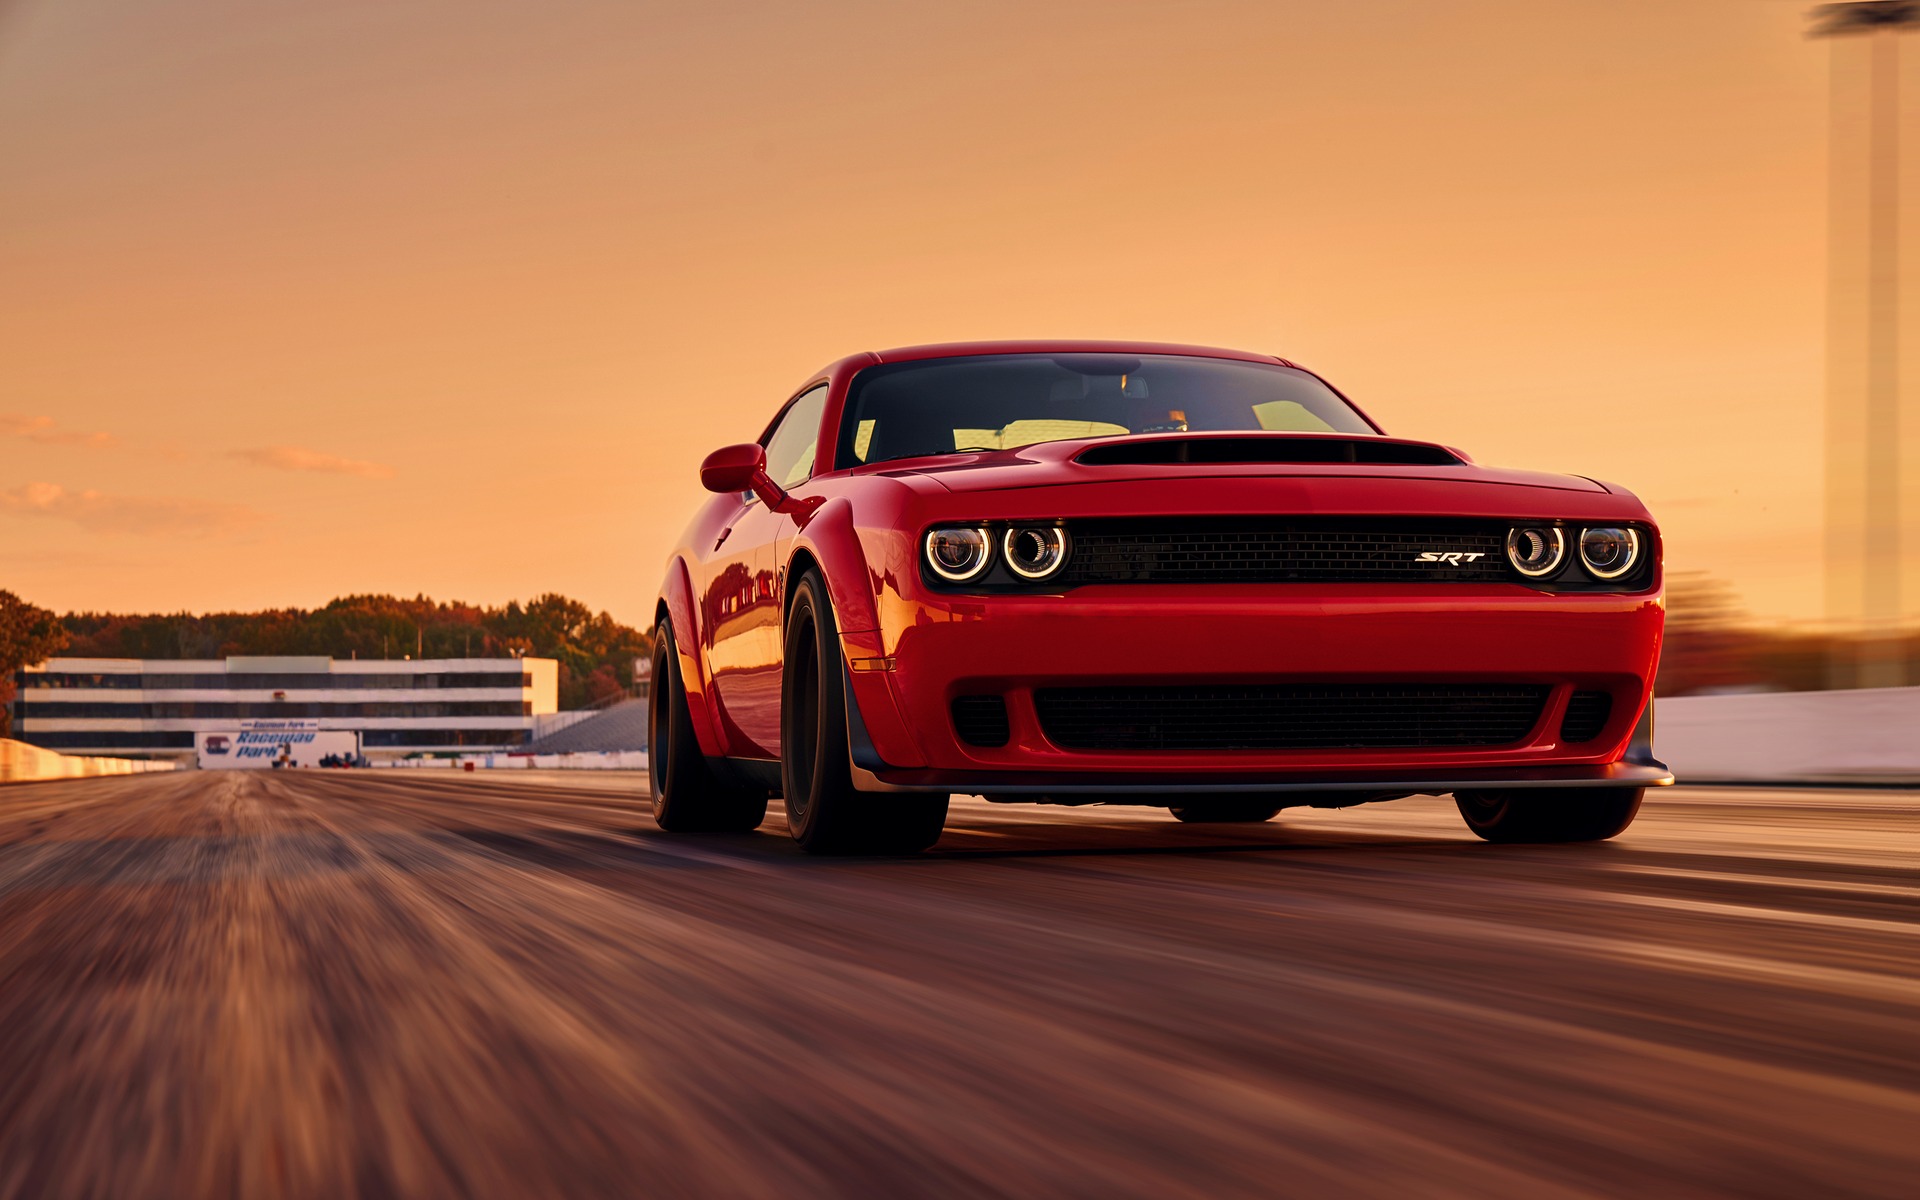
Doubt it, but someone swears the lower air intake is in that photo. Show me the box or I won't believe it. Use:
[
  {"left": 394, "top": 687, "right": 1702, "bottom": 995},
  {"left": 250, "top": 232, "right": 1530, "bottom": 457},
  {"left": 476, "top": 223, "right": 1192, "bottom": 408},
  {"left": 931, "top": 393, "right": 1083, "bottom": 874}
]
[
  {"left": 1033, "top": 684, "right": 1549, "bottom": 751},
  {"left": 1560, "top": 691, "right": 1613, "bottom": 743},
  {"left": 951, "top": 694, "right": 1011, "bottom": 747}
]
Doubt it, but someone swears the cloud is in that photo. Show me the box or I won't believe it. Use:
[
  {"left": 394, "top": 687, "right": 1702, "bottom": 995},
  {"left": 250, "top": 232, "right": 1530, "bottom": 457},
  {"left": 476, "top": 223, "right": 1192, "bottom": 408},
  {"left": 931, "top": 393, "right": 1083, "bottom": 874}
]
[
  {"left": 228, "top": 445, "right": 396, "bottom": 479},
  {"left": 0, "top": 413, "right": 117, "bottom": 449},
  {"left": 0, "top": 482, "right": 259, "bottom": 537}
]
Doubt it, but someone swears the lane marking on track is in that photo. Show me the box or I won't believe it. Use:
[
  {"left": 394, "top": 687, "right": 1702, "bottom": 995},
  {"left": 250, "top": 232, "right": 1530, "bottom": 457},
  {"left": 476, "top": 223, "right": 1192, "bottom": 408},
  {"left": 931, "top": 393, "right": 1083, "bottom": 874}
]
[
  {"left": 1606, "top": 893, "right": 1920, "bottom": 936},
  {"left": 1224, "top": 890, "right": 1920, "bottom": 1006},
  {"left": 1610, "top": 864, "right": 1920, "bottom": 899}
]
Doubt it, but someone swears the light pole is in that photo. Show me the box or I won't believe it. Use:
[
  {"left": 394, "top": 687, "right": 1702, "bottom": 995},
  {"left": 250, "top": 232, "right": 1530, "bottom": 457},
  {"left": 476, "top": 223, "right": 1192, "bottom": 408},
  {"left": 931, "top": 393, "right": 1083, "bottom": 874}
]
[{"left": 1812, "top": 3, "right": 1919, "bottom": 686}]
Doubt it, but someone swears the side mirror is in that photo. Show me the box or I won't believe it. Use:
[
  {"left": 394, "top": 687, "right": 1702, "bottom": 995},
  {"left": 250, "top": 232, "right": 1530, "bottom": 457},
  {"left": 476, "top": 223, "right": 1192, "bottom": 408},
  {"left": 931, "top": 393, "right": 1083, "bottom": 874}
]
[
  {"left": 700, "top": 442, "right": 788, "bottom": 509},
  {"left": 700, "top": 442, "right": 764, "bottom": 493}
]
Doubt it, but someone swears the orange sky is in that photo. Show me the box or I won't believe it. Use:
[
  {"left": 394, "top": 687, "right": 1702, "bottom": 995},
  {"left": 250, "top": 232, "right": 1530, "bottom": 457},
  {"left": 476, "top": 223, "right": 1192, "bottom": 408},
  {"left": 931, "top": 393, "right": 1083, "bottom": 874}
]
[{"left": 0, "top": 0, "right": 1854, "bottom": 626}]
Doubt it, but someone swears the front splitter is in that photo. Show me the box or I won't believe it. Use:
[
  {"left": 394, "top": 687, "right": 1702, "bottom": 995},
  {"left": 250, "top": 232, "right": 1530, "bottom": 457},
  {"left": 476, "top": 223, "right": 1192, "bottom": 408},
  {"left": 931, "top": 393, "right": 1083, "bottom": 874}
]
[{"left": 847, "top": 759, "right": 1675, "bottom": 797}]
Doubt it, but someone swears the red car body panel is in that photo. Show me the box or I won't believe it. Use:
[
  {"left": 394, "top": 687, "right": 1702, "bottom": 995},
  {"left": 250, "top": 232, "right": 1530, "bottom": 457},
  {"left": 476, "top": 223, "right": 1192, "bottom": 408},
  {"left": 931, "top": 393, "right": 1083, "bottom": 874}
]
[
  {"left": 657, "top": 554, "right": 728, "bottom": 758},
  {"left": 658, "top": 341, "right": 1669, "bottom": 798}
]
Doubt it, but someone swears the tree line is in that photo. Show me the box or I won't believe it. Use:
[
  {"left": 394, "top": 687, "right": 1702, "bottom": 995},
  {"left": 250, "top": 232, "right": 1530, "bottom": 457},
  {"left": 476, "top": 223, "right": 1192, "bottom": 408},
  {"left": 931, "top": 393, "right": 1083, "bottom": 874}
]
[{"left": 1, "top": 591, "right": 651, "bottom": 731}]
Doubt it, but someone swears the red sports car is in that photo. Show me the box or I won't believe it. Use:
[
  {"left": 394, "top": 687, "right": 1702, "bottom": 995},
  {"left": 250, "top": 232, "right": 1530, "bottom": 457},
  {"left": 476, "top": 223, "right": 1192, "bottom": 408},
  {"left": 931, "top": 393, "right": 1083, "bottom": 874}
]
[{"left": 650, "top": 341, "right": 1670, "bottom": 854}]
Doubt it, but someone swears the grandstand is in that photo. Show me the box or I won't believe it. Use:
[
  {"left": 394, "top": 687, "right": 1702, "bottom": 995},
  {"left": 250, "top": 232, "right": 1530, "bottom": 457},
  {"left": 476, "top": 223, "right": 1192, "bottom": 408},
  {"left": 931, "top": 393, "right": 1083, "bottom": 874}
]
[{"left": 516, "top": 698, "right": 647, "bottom": 755}]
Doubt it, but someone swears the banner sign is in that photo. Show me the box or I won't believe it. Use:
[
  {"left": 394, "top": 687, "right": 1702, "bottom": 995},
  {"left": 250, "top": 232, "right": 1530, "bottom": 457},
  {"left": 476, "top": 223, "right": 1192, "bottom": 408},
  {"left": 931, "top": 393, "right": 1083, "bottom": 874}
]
[{"left": 197, "top": 721, "right": 356, "bottom": 769}]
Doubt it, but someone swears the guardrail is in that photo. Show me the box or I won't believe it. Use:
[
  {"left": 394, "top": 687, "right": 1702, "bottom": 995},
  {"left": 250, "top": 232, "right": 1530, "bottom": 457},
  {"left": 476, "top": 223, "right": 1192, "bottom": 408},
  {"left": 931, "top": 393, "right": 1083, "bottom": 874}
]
[{"left": 1, "top": 739, "right": 179, "bottom": 784}]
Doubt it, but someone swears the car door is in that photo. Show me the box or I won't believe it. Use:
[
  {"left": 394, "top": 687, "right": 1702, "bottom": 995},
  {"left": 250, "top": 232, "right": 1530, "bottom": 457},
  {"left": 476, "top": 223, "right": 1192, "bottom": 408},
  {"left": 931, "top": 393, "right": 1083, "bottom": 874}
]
[{"left": 701, "top": 384, "right": 827, "bottom": 757}]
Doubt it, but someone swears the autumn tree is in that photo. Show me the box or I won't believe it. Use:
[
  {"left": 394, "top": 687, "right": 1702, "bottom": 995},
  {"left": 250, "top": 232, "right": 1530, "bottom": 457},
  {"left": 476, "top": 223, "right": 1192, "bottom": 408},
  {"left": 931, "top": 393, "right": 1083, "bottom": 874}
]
[
  {"left": 582, "top": 664, "right": 626, "bottom": 706},
  {"left": 0, "top": 590, "right": 70, "bottom": 737}
]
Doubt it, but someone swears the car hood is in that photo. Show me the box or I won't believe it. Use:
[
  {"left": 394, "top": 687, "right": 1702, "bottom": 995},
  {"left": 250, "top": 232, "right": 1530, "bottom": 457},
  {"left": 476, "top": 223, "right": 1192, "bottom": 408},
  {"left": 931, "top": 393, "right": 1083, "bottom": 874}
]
[{"left": 870, "top": 433, "right": 1609, "bottom": 496}]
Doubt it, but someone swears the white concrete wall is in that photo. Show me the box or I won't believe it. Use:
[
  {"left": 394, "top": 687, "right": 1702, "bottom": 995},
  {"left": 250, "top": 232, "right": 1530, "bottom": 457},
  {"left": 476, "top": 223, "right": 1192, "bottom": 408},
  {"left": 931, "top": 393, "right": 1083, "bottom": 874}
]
[
  {"left": 1, "top": 739, "right": 178, "bottom": 784},
  {"left": 1656, "top": 686, "right": 1920, "bottom": 782},
  {"left": 521, "top": 658, "right": 559, "bottom": 715}
]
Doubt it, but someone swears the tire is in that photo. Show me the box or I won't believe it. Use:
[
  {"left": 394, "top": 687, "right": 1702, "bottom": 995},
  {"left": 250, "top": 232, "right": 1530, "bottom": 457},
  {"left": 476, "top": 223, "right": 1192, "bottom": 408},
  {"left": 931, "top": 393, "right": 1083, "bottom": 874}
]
[
  {"left": 1169, "top": 801, "right": 1284, "bottom": 824},
  {"left": 648, "top": 619, "right": 768, "bottom": 833},
  {"left": 1453, "top": 786, "right": 1644, "bottom": 844},
  {"left": 781, "top": 571, "right": 948, "bottom": 855}
]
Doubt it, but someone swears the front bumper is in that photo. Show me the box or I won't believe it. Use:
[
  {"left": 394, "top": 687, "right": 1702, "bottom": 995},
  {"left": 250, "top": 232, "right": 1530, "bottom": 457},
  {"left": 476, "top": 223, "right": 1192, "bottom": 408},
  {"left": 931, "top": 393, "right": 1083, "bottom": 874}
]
[{"left": 841, "top": 583, "right": 1670, "bottom": 795}]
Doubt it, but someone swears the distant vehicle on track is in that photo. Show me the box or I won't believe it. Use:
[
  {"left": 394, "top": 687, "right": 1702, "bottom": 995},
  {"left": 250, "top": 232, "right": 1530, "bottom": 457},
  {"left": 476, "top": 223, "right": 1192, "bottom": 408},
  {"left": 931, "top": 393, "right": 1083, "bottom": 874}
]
[{"left": 650, "top": 341, "right": 1671, "bottom": 854}]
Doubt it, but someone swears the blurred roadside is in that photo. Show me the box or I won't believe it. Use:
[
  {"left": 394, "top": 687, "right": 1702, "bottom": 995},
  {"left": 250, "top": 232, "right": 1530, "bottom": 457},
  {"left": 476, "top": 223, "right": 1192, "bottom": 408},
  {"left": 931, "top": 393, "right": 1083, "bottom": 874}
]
[
  {"left": 1657, "top": 572, "right": 1920, "bottom": 784},
  {"left": 1658, "top": 572, "right": 1918, "bottom": 695}
]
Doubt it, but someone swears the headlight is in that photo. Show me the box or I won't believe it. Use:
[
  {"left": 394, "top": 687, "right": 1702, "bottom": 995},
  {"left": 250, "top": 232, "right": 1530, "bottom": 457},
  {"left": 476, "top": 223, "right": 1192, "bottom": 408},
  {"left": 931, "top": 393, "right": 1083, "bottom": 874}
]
[
  {"left": 925, "top": 526, "right": 992, "bottom": 582},
  {"left": 1003, "top": 525, "right": 1070, "bottom": 580},
  {"left": 1578, "top": 527, "right": 1640, "bottom": 579},
  {"left": 1506, "top": 526, "right": 1565, "bottom": 577}
]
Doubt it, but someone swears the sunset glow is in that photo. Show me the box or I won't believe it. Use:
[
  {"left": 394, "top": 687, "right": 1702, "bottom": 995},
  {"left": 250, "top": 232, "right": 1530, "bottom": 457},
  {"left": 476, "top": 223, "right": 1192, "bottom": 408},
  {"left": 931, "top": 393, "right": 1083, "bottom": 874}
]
[{"left": 0, "top": 1, "right": 1838, "bottom": 623}]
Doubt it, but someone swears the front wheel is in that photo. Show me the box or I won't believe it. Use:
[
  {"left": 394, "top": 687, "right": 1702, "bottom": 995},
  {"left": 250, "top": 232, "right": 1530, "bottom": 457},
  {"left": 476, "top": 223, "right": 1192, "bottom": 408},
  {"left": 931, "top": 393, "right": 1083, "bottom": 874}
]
[
  {"left": 781, "top": 571, "right": 947, "bottom": 855},
  {"left": 1453, "top": 787, "right": 1644, "bottom": 844}
]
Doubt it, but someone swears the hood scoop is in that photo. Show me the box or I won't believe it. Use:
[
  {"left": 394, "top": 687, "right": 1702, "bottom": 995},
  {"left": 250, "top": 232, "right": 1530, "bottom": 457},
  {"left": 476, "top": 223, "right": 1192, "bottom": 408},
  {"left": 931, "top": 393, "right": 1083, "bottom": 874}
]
[{"left": 1073, "top": 435, "right": 1463, "bottom": 468}]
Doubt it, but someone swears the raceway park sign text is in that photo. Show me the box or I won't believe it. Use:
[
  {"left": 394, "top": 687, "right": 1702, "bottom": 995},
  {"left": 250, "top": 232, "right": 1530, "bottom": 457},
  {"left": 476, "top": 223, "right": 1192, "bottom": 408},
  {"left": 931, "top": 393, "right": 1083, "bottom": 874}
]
[{"left": 205, "top": 720, "right": 323, "bottom": 761}]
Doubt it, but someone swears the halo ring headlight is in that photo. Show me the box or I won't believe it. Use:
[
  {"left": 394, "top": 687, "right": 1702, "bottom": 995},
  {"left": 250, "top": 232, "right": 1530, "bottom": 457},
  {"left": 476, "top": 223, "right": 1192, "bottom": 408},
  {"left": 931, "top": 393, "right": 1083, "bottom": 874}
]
[
  {"left": 1506, "top": 526, "right": 1566, "bottom": 578},
  {"left": 924, "top": 526, "right": 993, "bottom": 582},
  {"left": 1003, "top": 525, "right": 1070, "bottom": 580},
  {"left": 1578, "top": 526, "right": 1641, "bottom": 580}
]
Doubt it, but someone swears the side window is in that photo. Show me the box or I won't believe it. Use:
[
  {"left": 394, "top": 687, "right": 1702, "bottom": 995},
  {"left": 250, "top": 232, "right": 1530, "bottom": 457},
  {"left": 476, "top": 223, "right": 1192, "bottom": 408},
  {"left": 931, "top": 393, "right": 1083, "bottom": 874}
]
[{"left": 762, "top": 385, "right": 828, "bottom": 489}]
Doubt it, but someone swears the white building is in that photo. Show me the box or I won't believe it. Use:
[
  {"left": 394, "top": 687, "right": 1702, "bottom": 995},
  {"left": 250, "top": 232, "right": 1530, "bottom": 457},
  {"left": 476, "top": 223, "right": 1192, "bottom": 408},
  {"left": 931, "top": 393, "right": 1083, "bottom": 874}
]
[{"left": 11, "top": 656, "right": 559, "bottom": 759}]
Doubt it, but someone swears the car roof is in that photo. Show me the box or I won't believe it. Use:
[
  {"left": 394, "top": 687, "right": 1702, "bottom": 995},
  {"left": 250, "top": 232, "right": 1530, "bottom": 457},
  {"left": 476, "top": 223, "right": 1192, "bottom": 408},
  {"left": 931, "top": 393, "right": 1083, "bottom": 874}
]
[{"left": 866, "top": 340, "right": 1296, "bottom": 367}]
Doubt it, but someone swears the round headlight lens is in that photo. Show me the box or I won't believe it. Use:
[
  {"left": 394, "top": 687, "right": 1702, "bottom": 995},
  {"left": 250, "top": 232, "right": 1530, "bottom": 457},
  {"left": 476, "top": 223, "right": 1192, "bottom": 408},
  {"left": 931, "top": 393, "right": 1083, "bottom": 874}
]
[
  {"left": 1579, "top": 527, "right": 1640, "bottom": 579},
  {"left": 925, "top": 526, "right": 992, "bottom": 582},
  {"left": 1506, "top": 526, "right": 1565, "bottom": 578},
  {"left": 1003, "top": 526, "right": 1069, "bottom": 580}
]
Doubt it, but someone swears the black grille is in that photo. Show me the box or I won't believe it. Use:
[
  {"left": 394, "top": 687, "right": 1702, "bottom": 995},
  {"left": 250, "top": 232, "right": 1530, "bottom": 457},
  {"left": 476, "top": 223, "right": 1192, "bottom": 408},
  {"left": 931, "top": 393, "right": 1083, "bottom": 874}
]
[
  {"left": 1560, "top": 691, "right": 1613, "bottom": 743},
  {"left": 1033, "top": 684, "right": 1549, "bottom": 751},
  {"left": 1057, "top": 518, "right": 1511, "bottom": 585},
  {"left": 951, "top": 694, "right": 1011, "bottom": 747}
]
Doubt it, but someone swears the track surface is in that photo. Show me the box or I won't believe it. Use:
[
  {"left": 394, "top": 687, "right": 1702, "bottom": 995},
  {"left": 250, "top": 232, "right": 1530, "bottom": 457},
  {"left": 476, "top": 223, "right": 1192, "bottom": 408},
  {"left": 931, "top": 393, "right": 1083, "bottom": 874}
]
[{"left": 0, "top": 772, "right": 1913, "bottom": 1199}]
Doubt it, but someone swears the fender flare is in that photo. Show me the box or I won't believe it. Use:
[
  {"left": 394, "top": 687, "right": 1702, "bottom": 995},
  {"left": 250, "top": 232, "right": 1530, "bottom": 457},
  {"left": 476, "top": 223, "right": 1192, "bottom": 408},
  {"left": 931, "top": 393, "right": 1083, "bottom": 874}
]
[
  {"left": 784, "top": 496, "right": 881, "bottom": 634},
  {"left": 786, "top": 500, "right": 928, "bottom": 769}
]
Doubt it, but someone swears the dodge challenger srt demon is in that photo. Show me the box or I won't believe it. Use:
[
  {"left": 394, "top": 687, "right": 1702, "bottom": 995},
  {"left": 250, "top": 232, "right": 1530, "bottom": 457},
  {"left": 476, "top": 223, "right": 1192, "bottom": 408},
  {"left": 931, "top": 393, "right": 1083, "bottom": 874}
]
[{"left": 650, "top": 341, "right": 1671, "bottom": 855}]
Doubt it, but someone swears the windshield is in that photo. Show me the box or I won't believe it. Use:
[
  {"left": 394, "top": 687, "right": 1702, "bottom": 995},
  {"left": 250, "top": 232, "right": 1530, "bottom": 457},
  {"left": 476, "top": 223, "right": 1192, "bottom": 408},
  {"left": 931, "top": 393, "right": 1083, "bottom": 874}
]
[{"left": 836, "top": 353, "right": 1375, "bottom": 468}]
